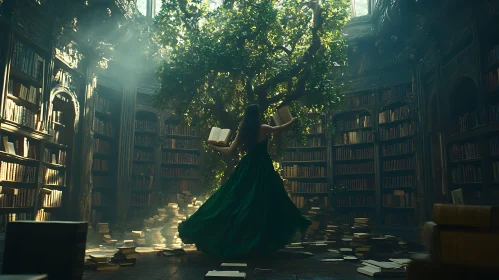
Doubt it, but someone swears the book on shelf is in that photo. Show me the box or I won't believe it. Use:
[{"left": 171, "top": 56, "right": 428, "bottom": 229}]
[
  {"left": 335, "top": 147, "right": 373, "bottom": 161},
  {"left": 42, "top": 189, "right": 63, "bottom": 207},
  {"left": 0, "top": 188, "right": 35, "bottom": 207},
  {"left": 380, "top": 84, "right": 411, "bottom": 102},
  {"left": 96, "top": 95, "right": 111, "bottom": 114},
  {"left": 94, "top": 119, "right": 114, "bottom": 137},
  {"left": 271, "top": 106, "right": 293, "bottom": 126},
  {"left": 336, "top": 131, "right": 373, "bottom": 145},
  {"left": 283, "top": 165, "right": 326, "bottom": 177},
  {"left": 162, "top": 152, "right": 200, "bottom": 164},
  {"left": 208, "top": 127, "right": 231, "bottom": 146},
  {"left": 42, "top": 167, "right": 66, "bottom": 185},
  {"left": 333, "top": 194, "right": 375, "bottom": 207},
  {"left": 135, "top": 120, "right": 156, "bottom": 132},
  {"left": 450, "top": 164, "right": 482, "bottom": 184},
  {"left": 166, "top": 125, "right": 199, "bottom": 136},
  {"left": 378, "top": 105, "right": 412, "bottom": 124},
  {"left": 337, "top": 115, "right": 372, "bottom": 131},
  {"left": 11, "top": 41, "right": 44, "bottom": 81},
  {"left": 0, "top": 161, "right": 37, "bottom": 183},
  {"left": 336, "top": 178, "right": 375, "bottom": 191},
  {"left": 288, "top": 137, "right": 324, "bottom": 147},
  {"left": 383, "top": 175, "right": 414, "bottom": 189},
  {"left": 382, "top": 190, "right": 415, "bottom": 208},
  {"left": 7, "top": 80, "right": 40, "bottom": 104},
  {"left": 4, "top": 99, "right": 44, "bottom": 131},
  {"left": 382, "top": 158, "right": 415, "bottom": 171},
  {"left": 348, "top": 93, "right": 374, "bottom": 107},
  {"left": 382, "top": 139, "right": 414, "bottom": 156},
  {"left": 284, "top": 151, "right": 326, "bottom": 161},
  {"left": 335, "top": 162, "right": 374, "bottom": 175},
  {"left": 92, "top": 159, "right": 109, "bottom": 172},
  {"left": 449, "top": 141, "right": 480, "bottom": 161}
]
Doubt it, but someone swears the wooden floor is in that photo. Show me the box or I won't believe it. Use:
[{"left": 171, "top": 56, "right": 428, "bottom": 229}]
[{"left": 82, "top": 250, "right": 403, "bottom": 280}]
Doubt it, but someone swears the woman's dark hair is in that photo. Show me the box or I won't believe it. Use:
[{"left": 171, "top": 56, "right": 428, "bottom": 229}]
[{"left": 239, "top": 104, "right": 261, "bottom": 152}]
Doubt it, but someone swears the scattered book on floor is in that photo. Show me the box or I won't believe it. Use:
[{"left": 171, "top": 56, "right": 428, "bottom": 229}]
[
  {"left": 357, "top": 260, "right": 405, "bottom": 277},
  {"left": 208, "top": 127, "right": 232, "bottom": 146},
  {"left": 271, "top": 106, "right": 293, "bottom": 126},
  {"left": 321, "top": 259, "right": 343, "bottom": 262},
  {"left": 205, "top": 271, "right": 246, "bottom": 279},
  {"left": 451, "top": 188, "right": 464, "bottom": 204},
  {"left": 162, "top": 248, "right": 186, "bottom": 256},
  {"left": 221, "top": 263, "right": 247, "bottom": 267},
  {"left": 0, "top": 275, "right": 48, "bottom": 280},
  {"left": 389, "top": 258, "right": 411, "bottom": 266}
]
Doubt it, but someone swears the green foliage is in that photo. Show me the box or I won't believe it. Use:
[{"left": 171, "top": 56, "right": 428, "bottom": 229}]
[{"left": 153, "top": 0, "right": 350, "bottom": 194}]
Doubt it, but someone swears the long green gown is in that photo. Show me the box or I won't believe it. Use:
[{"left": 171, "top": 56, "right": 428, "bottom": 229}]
[{"left": 178, "top": 138, "right": 311, "bottom": 259}]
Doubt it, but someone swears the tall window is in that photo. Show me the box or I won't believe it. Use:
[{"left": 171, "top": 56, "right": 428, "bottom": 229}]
[
  {"left": 351, "top": 0, "right": 370, "bottom": 17},
  {"left": 137, "top": 0, "right": 160, "bottom": 18}
]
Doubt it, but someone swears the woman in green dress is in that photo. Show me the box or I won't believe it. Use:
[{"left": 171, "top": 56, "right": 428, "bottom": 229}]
[{"left": 178, "top": 104, "right": 311, "bottom": 259}]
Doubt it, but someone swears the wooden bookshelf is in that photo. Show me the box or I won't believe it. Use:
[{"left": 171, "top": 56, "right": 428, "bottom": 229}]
[
  {"left": 283, "top": 115, "right": 328, "bottom": 210},
  {"left": 330, "top": 84, "right": 418, "bottom": 229},
  {"left": 332, "top": 107, "right": 375, "bottom": 224},
  {"left": 159, "top": 119, "right": 202, "bottom": 204},
  {"left": 90, "top": 85, "right": 121, "bottom": 225},
  {"left": 129, "top": 110, "right": 158, "bottom": 221},
  {"left": 378, "top": 101, "right": 417, "bottom": 228}
]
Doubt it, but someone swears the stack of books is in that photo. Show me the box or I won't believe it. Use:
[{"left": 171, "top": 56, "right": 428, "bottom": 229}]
[
  {"left": 112, "top": 246, "right": 140, "bottom": 266},
  {"left": 352, "top": 217, "right": 371, "bottom": 233},
  {"left": 352, "top": 232, "right": 372, "bottom": 259},
  {"left": 86, "top": 254, "right": 119, "bottom": 271}
]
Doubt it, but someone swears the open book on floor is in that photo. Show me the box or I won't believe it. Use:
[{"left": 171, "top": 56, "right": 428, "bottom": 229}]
[
  {"left": 208, "top": 127, "right": 232, "bottom": 146},
  {"left": 272, "top": 106, "right": 293, "bottom": 126},
  {"left": 205, "top": 270, "right": 246, "bottom": 279}
]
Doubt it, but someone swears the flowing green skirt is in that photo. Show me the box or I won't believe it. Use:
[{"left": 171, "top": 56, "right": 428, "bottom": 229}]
[{"left": 178, "top": 149, "right": 311, "bottom": 259}]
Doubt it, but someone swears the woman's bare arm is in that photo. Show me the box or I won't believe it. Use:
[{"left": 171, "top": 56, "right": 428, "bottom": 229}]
[
  {"left": 210, "top": 133, "right": 240, "bottom": 154},
  {"left": 261, "top": 117, "right": 298, "bottom": 135}
]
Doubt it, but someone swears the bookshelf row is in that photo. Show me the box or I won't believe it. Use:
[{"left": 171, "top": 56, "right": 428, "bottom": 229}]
[{"left": 331, "top": 85, "right": 418, "bottom": 229}]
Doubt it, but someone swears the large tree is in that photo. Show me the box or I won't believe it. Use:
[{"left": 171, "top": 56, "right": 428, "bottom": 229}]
[{"left": 153, "top": 0, "right": 350, "bottom": 193}]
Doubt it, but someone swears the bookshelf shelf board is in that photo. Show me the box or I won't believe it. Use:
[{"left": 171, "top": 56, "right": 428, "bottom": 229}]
[
  {"left": 0, "top": 120, "right": 50, "bottom": 140},
  {"left": 91, "top": 170, "right": 110, "bottom": 175},
  {"left": 449, "top": 158, "right": 482, "bottom": 164},
  {"left": 382, "top": 187, "right": 415, "bottom": 191},
  {"left": 135, "top": 130, "right": 157, "bottom": 135},
  {"left": 334, "top": 172, "right": 376, "bottom": 177},
  {"left": 0, "top": 207, "right": 33, "bottom": 214},
  {"left": 335, "top": 158, "right": 374, "bottom": 163},
  {"left": 379, "top": 135, "right": 414, "bottom": 143},
  {"left": 282, "top": 176, "right": 328, "bottom": 181},
  {"left": 94, "top": 133, "right": 114, "bottom": 141},
  {"left": 445, "top": 123, "right": 499, "bottom": 143},
  {"left": 335, "top": 189, "right": 376, "bottom": 194},
  {"left": 93, "top": 152, "right": 112, "bottom": 159},
  {"left": 381, "top": 152, "right": 416, "bottom": 159},
  {"left": 161, "top": 177, "right": 202, "bottom": 180},
  {"left": 290, "top": 192, "right": 329, "bottom": 195},
  {"left": 95, "top": 110, "right": 114, "bottom": 120},
  {"left": 285, "top": 146, "right": 326, "bottom": 150},
  {"left": 338, "top": 127, "right": 373, "bottom": 133},
  {"left": 450, "top": 182, "right": 483, "bottom": 186},
  {"left": 0, "top": 151, "right": 39, "bottom": 165},
  {"left": 165, "top": 134, "right": 201, "bottom": 139},
  {"left": 135, "top": 145, "right": 155, "bottom": 150},
  {"left": 161, "top": 163, "right": 201, "bottom": 167},
  {"left": 42, "top": 162, "right": 66, "bottom": 169},
  {"left": 42, "top": 206, "right": 61, "bottom": 210},
  {"left": 45, "top": 142, "right": 69, "bottom": 150},
  {"left": 133, "top": 160, "right": 155, "bottom": 164},
  {"left": 162, "top": 148, "right": 200, "bottom": 153},
  {"left": 333, "top": 142, "right": 374, "bottom": 147},
  {"left": 382, "top": 207, "right": 416, "bottom": 210},
  {"left": 382, "top": 168, "right": 416, "bottom": 173},
  {"left": 7, "top": 94, "right": 40, "bottom": 112},
  {"left": 0, "top": 181, "right": 37, "bottom": 189},
  {"left": 281, "top": 160, "right": 327, "bottom": 165},
  {"left": 9, "top": 67, "right": 42, "bottom": 88},
  {"left": 43, "top": 184, "right": 66, "bottom": 190},
  {"left": 378, "top": 118, "right": 413, "bottom": 126}
]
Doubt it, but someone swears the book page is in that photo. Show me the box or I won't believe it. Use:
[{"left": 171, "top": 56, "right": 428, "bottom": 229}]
[
  {"left": 217, "top": 129, "right": 232, "bottom": 146},
  {"left": 278, "top": 106, "right": 293, "bottom": 124},
  {"left": 272, "top": 113, "right": 283, "bottom": 126},
  {"left": 208, "top": 127, "right": 221, "bottom": 144}
]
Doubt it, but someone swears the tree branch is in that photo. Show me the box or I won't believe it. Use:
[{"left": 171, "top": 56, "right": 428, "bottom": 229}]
[{"left": 254, "top": 0, "right": 323, "bottom": 98}]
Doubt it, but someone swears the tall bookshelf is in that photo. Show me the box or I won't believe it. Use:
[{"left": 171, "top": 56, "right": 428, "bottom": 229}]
[
  {"left": 91, "top": 85, "right": 121, "bottom": 226},
  {"left": 283, "top": 116, "right": 328, "bottom": 210},
  {"left": 332, "top": 108, "right": 375, "bottom": 224},
  {"left": 378, "top": 101, "right": 417, "bottom": 228},
  {"left": 129, "top": 111, "right": 158, "bottom": 221},
  {"left": 159, "top": 120, "right": 202, "bottom": 205},
  {"left": 0, "top": 33, "right": 49, "bottom": 231},
  {"left": 331, "top": 84, "right": 418, "bottom": 230}
]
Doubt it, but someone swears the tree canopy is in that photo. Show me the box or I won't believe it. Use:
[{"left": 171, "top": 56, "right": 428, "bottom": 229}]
[{"left": 153, "top": 0, "right": 350, "bottom": 193}]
